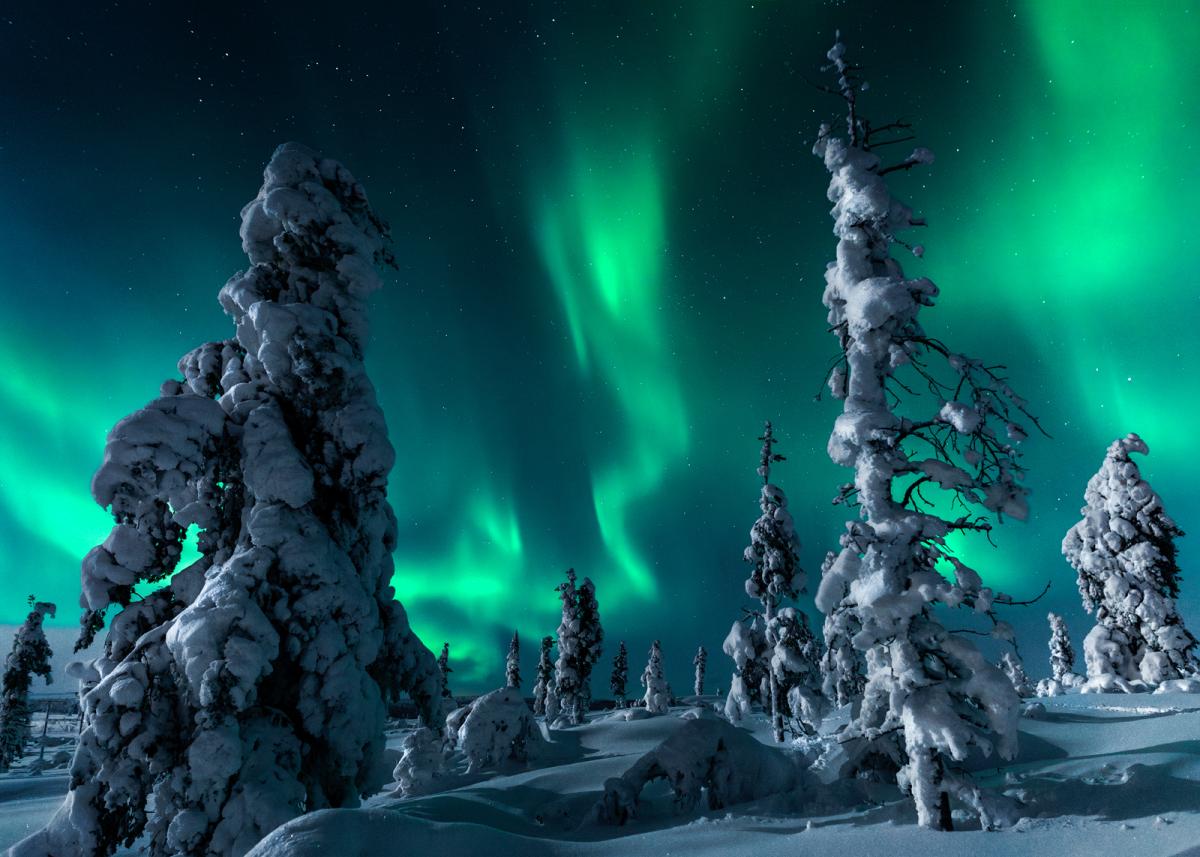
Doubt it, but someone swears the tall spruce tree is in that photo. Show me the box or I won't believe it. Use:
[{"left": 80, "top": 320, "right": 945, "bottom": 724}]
[
  {"left": 693, "top": 645, "right": 707, "bottom": 697},
  {"left": 554, "top": 569, "right": 603, "bottom": 725},
  {"left": 20, "top": 145, "right": 443, "bottom": 857},
  {"left": 1047, "top": 612, "right": 1076, "bottom": 685},
  {"left": 811, "top": 38, "right": 1038, "bottom": 830},
  {"left": 0, "top": 598, "right": 55, "bottom": 771},
  {"left": 1063, "top": 434, "right": 1198, "bottom": 687},
  {"left": 641, "top": 641, "right": 669, "bottom": 715}
]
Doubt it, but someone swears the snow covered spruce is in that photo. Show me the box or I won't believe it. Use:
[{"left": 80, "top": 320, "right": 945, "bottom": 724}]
[
  {"left": 505, "top": 631, "right": 521, "bottom": 689},
  {"left": 1064, "top": 434, "right": 1199, "bottom": 692},
  {"left": 14, "top": 144, "right": 443, "bottom": 857},
  {"left": 553, "top": 568, "right": 604, "bottom": 725},
  {"left": 725, "top": 421, "right": 816, "bottom": 742},
  {"left": 692, "top": 645, "right": 707, "bottom": 697},
  {"left": 533, "top": 635, "right": 555, "bottom": 715},
  {"left": 1038, "top": 611, "right": 1080, "bottom": 696},
  {"left": 811, "top": 37, "right": 1040, "bottom": 831},
  {"left": 640, "top": 641, "right": 670, "bottom": 715},
  {"left": 610, "top": 641, "right": 629, "bottom": 707},
  {"left": 0, "top": 598, "right": 55, "bottom": 771}
]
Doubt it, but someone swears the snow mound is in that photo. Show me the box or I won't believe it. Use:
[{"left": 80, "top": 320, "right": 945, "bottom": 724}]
[{"left": 449, "top": 687, "right": 547, "bottom": 774}]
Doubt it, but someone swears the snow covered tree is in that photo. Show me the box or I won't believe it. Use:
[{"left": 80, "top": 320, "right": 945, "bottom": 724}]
[
  {"left": 17, "top": 144, "right": 443, "bottom": 857},
  {"left": 1046, "top": 612, "right": 1076, "bottom": 685},
  {"left": 768, "top": 608, "right": 827, "bottom": 736},
  {"left": 438, "top": 643, "right": 454, "bottom": 703},
  {"left": 693, "top": 646, "right": 707, "bottom": 697},
  {"left": 810, "top": 39, "right": 1037, "bottom": 831},
  {"left": 998, "top": 651, "right": 1033, "bottom": 698},
  {"left": 610, "top": 641, "right": 629, "bottom": 706},
  {"left": 817, "top": 550, "right": 866, "bottom": 709},
  {"left": 722, "top": 614, "right": 770, "bottom": 722},
  {"left": 554, "top": 568, "right": 604, "bottom": 725},
  {"left": 506, "top": 631, "right": 521, "bottom": 689},
  {"left": 0, "top": 598, "right": 55, "bottom": 771},
  {"left": 732, "top": 421, "right": 807, "bottom": 741},
  {"left": 533, "top": 635, "right": 554, "bottom": 715},
  {"left": 641, "top": 641, "right": 669, "bottom": 715},
  {"left": 1063, "top": 434, "right": 1198, "bottom": 688}
]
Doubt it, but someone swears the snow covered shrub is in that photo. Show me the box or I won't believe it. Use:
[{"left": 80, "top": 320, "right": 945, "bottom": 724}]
[
  {"left": 451, "top": 687, "right": 547, "bottom": 774},
  {"left": 1047, "top": 611, "right": 1080, "bottom": 687},
  {"left": 1080, "top": 625, "right": 1141, "bottom": 693},
  {"left": 0, "top": 598, "right": 55, "bottom": 771},
  {"left": 1034, "top": 678, "right": 1063, "bottom": 698},
  {"left": 641, "top": 641, "right": 670, "bottom": 715},
  {"left": 741, "top": 421, "right": 807, "bottom": 742},
  {"left": 1064, "top": 434, "right": 1198, "bottom": 689},
  {"left": 810, "top": 38, "right": 1038, "bottom": 830},
  {"left": 692, "top": 645, "right": 707, "bottom": 697},
  {"left": 533, "top": 635, "right": 555, "bottom": 715},
  {"left": 591, "top": 712, "right": 800, "bottom": 825},
  {"left": 998, "top": 652, "right": 1033, "bottom": 698},
  {"left": 554, "top": 568, "right": 604, "bottom": 725},
  {"left": 505, "top": 631, "right": 521, "bottom": 689},
  {"left": 819, "top": 552, "right": 866, "bottom": 709},
  {"left": 391, "top": 727, "right": 448, "bottom": 797},
  {"left": 610, "top": 640, "right": 629, "bottom": 706},
  {"left": 16, "top": 144, "right": 442, "bottom": 857},
  {"left": 768, "top": 607, "right": 827, "bottom": 735},
  {"left": 722, "top": 615, "right": 769, "bottom": 722}
]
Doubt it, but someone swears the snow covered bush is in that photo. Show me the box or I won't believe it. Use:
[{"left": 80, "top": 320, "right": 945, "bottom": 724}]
[
  {"left": 554, "top": 568, "right": 604, "bottom": 725},
  {"left": 15, "top": 144, "right": 443, "bottom": 857},
  {"left": 818, "top": 551, "right": 866, "bottom": 709},
  {"left": 740, "top": 421, "right": 807, "bottom": 742},
  {"left": 692, "top": 645, "right": 707, "bottom": 697},
  {"left": 450, "top": 687, "right": 547, "bottom": 774},
  {"left": 810, "top": 38, "right": 1036, "bottom": 830},
  {"left": 641, "top": 641, "right": 670, "bottom": 715},
  {"left": 505, "top": 631, "right": 521, "bottom": 689},
  {"left": 998, "top": 651, "right": 1033, "bottom": 698},
  {"left": 391, "top": 726, "right": 448, "bottom": 797},
  {"left": 0, "top": 598, "right": 55, "bottom": 771},
  {"left": 591, "top": 711, "right": 800, "bottom": 825},
  {"left": 1064, "top": 434, "right": 1198, "bottom": 690},
  {"left": 610, "top": 640, "right": 629, "bottom": 706},
  {"left": 533, "top": 635, "right": 554, "bottom": 715}
]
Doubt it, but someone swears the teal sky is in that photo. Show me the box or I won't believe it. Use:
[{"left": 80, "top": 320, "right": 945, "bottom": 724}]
[{"left": 1, "top": 1, "right": 1198, "bottom": 692}]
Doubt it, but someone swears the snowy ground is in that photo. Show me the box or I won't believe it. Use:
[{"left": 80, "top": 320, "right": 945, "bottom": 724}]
[{"left": 6, "top": 694, "right": 1200, "bottom": 856}]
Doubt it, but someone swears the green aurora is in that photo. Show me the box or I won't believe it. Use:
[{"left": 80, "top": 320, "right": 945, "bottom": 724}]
[{"left": 1, "top": 1, "right": 1198, "bottom": 691}]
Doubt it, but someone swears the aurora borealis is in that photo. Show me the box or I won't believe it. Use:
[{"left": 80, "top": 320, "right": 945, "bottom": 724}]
[{"left": 2, "top": 1, "right": 1199, "bottom": 693}]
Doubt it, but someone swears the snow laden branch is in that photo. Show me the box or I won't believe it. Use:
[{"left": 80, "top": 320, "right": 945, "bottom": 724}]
[
  {"left": 17, "top": 144, "right": 443, "bottom": 857},
  {"left": 811, "top": 36, "right": 1040, "bottom": 832}
]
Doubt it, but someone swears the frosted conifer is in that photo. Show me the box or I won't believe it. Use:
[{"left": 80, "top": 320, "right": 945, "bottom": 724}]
[
  {"left": 998, "top": 651, "right": 1033, "bottom": 698},
  {"left": 641, "top": 641, "right": 669, "bottom": 715},
  {"left": 506, "top": 631, "right": 521, "bottom": 689},
  {"left": 811, "top": 38, "right": 1038, "bottom": 830},
  {"left": 768, "top": 608, "right": 827, "bottom": 735},
  {"left": 610, "top": 641, "right": 629, "bottom": 706},
  {"left": 1063, "top": 434, "right": 1198, "bottom": 687},
  {"left": 18, "top": 144, "right": 442, "bottom": 857},
  {"left": 817, "top": 550, "right": 866, "bottom": 708},
  {"left": 533, "top": 636, "right": 554, "bottom": 715},
  {"left": 554, "top": 569, "right": 603, "bottom": 725},
  {"left": 693, "top": 646, "right": 707, "bottom": 697},
  {"left": 1047, "top": 612, "right": 1076, "bottom": 685},
  {"left": 0, "top": 598, "right": 55, "bottom": 771},
  {"left": 438, "top": 643, "right": 454, "bottom": 703}
]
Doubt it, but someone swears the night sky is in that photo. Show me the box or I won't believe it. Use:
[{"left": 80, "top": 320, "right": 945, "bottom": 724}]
[{"left": 3, "top": 1, "right": 1199, "bottom": 694}]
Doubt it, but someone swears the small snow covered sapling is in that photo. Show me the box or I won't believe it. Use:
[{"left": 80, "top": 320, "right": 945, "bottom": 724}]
[
  {"left": 811, "top": 37, "right": 1042, "bottom": 831},
  {"left": 1047, "top": 612, "right": 1078, "bottom": 689},
  {"left": 533, "top": 635, "right": 555, "bottom": 715},
  {"left": 1063, "top": 434, "right": 1198, "bottom": 689},
  {"left": 0, "top": 597, "right": 55, "bottom": 771},
  {"left": 610, "top": 641, "right": 629, "bottom": 706},
  {"left": 818, "top": 550, "right": 866, "bottom": 709},
  {"left": 693, "top": 645, "right": 707, "bottom": 697},
  {"left": 769, "top": 608, "right": 827, "bottom": 735},
  {"left": 722, "top": 614, "right": 770, "bottom": 723},
  {"left": 641, "top": 641, "right": 670, "bottom": 715},
  {"left": 506, "top": 631, "right": 521, "bottom": 689}
]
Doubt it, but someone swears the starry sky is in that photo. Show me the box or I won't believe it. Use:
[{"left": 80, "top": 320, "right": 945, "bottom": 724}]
[{"left": 2, "top": 1, "right": 1199, "bottom": 694}]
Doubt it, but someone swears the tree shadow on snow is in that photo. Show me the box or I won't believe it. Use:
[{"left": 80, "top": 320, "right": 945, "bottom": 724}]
[{"left": 1017, "top": 751, "right": 1200, "bottom": 823}]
